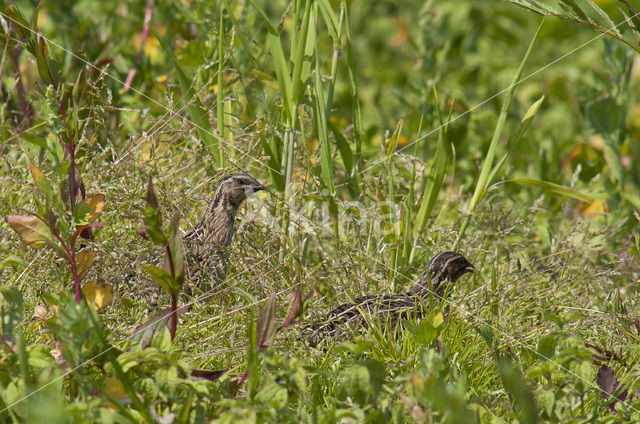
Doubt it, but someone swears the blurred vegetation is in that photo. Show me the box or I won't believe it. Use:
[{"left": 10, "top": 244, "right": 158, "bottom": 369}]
[{"left": 1, "top": 0, "right": 640, "bottom": 422}]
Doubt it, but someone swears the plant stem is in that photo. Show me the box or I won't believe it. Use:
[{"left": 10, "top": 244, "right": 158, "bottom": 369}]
[
  {"left": 170, "top": 293, "right": 177, "bottom": 340},
  {"left": 52, "top": 229, "right": 82, "bottom": 304}
]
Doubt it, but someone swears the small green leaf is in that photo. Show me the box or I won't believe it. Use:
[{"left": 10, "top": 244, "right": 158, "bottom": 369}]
[
  {"left": 29, "top": 164, "right": 54, "bottom": 201},
  {"left": 501, "top": 178, "right": 596, "bottom": 203},
  {"left": 521, "top": 95, "right": 545, "bottom": 123},
  {"left": 145, "top": 177, "right": 159, "bottom": 211},
  {"left": 143, "top": 206, "right": 167, "bottom": 245},
  {"left": 254, "top": 382, "right": 289, "bottom": 409},
  {"left": 35, "top": 36, "right": 59, "bottom": 88},
  {"left": 256, "top": 292, "right": 278, "bottom": 348},
  {"left": 537, "top": 335, "right": 557, "bottom": 359},
  {"left": 0, "top": 255, "right": 26, "bottom": 271},
  {"left": 141, "top": 264, "right": 180, "bottom": 295}
]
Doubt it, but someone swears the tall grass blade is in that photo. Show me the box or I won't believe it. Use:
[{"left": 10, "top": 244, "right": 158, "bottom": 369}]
[
  {"left": 216, "top": 8, "right": 226, "bottom": 162},
  {"left": 486, "top": 95, "right": 545, "bottom": 184},
  {"left": 412, "top": 88, "right": 448, "bottom": 242},
  {"left": 453, "top": 21, "right": 543, "bottom": 250},
  {"left": 248, "top": 0, "right": 294, "bottom": 121},
  {"left": 343, "top": 1, "right": 363, "bottom": 160},
  {"left": 314, "top": 48, "right": 335, "bottom": 196},
  {"left": 500, "top": 178, "right": 597, "bottom": 202}
]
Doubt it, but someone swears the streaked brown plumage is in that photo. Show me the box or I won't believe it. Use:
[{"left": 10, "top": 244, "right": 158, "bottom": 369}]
[
  {"left": 305, "top": 251, "right": 474, "bottom": 344},
  {"left": 183, "top": 172, "right": 266, "bottom": 292}
]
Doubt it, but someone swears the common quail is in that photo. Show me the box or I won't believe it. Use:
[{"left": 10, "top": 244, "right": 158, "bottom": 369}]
[
  {"left": 305, "top": 251, "right": 474, "bottom": 344},
  {"left": 182, "top": 172, "right": 266, "bottom": 293}
]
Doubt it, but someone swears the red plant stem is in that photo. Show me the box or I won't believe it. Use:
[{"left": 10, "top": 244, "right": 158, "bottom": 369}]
[
  {"left": 238, "top": 370, "right": 249, "bottom": 386},
  {"left": 58, "top": 100, "right": 77, "bottom": 213},
  {"left": 170, "top": 293, "right": 177, "bottom": 340},
  {"left": 165, "top": 244, "right": 178, "bottom": 340},
  {"left": 165, "top": 245, "right": 175, "bottom": 276},
  {"left": 52, "top": 229, "right": 82, "bottom": 304}
]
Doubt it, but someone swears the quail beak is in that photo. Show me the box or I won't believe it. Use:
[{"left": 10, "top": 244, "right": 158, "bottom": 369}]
[
  {"left": 463, "top": 263, "right": 475, "bottom": 274},
  {"left": 253, "top": 182, "right": 267, "bottom": 193}
]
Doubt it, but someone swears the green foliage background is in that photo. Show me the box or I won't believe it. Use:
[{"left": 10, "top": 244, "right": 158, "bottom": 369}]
[{"left": 1, "top": 0, "right": 640, "bottom": 422}]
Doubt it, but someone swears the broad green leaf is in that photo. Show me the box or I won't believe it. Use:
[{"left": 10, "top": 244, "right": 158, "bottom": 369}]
[
  {"left": 340, "top": 360, "right": 385, "bottom": 405},
  {"left": 537, "top": 335, "right": 557, "bottom": 359},
  {"left": 21, "top": 132, "right": 48, "bottom": 149},
  {"left": 73, "top": 194, "right": 106, "bottom": 225},
  {"left": 254, "top": 382, "right": 288, "bottom": 409}
]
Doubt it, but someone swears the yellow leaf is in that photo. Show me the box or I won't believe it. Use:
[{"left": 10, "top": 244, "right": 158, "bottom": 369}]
[
  {"left": 29, "top": 163, "right": 45, "bottom": 185},
  {"left": 74, "top": 194, "right": 106, "bottom": 224},
  {"left": 433, "top": 312, "right": 444, "bottom": 328},
  {"left": 104, "top": 375, "right": 131, "bottom": 406},
  {"left": 410, "top": 374, "right": 425, "bottom": 388},
  {"left": 6, "top": 215, "right": 53, "bottom": 245},
  {"left": 76, "top": 251, "right": 97, "bottom": 280},
  {"left": 581, "top": 199, "right": 607, "bottom": 219},
  {"left": 82, "top": 282, "right": 113, "bottom": 310}
]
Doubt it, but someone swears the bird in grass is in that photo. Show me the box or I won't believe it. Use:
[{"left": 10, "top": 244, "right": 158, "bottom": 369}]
[
  {"left": 305, "top": 251, "right": 474, "bottom": 344},
  {"left": 182, "top": 172, "right": 266, "bottom": 293}
]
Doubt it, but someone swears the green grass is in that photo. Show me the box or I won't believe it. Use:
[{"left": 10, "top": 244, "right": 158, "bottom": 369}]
[{"left": 1, "top": 0, "right": 640, "bottom": 422}]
